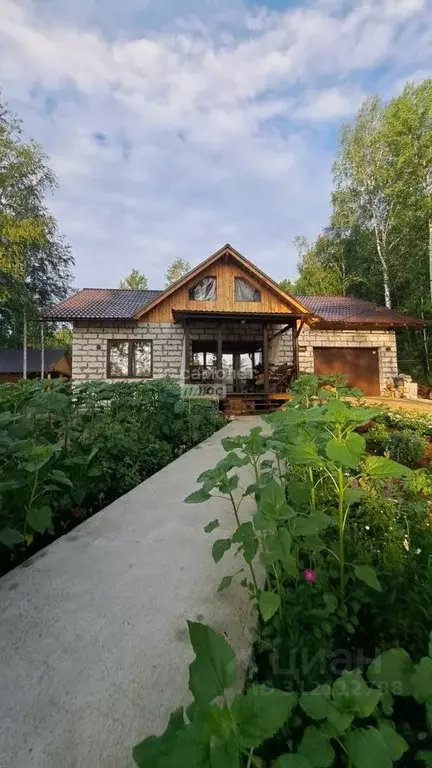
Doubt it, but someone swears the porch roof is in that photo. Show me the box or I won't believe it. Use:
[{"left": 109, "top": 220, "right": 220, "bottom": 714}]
[{"left": 171, "top": 309, "right": 308, "bottom": 324}]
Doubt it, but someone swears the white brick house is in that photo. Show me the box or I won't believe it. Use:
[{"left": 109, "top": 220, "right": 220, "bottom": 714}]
[{"left": 47, "top": 244, "right": 423, "bottom": 399}]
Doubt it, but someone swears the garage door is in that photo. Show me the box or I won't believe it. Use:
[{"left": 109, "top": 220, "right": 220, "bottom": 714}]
[{"left": 313, "top": 347, "right": 380, "bottom": 396}]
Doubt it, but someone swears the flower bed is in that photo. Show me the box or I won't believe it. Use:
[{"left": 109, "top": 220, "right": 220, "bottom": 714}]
[
  {"left": 135, "top": 376, "right": 432, "bottom": 767},
  {"left": 0, "top": 378, "right": 227, "bottom": 575}
]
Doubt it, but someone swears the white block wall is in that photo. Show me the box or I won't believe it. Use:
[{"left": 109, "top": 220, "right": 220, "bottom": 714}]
[
  {"left": 72, "top": 321, "right": 184, "bottom": 381},
  {"left": 71, "top": 320, "right": 398, "bottom": 393}
]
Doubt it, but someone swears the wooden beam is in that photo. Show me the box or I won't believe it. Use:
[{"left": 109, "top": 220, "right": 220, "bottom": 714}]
[
  {"left": 216, "top": 322, "right": 223, "bottom": 383},
  {"left": 295, "top": 318, "right": 305, "bottom": 339},
  {"left": 268, "top": 323, "right": 292, "bottom": 343},
  {"left": 184, "top": 318, "right": 190, "bottom": 384},
  {"left": 292, "top": 322, "right": 299, "bottom": 379},
  {"left": 263, "top": 323, "right": 269, "bottom": 393}
]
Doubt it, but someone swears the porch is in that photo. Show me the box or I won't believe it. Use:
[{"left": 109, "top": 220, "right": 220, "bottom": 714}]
[{"left": 175, "top": 310, "right": 306, "bottom": 412}]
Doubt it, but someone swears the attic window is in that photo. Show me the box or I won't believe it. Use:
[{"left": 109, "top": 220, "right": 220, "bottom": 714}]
[
  {"left": 235, "top": 277, "right": 261, "bottom": 302},
  {"left": 189, "top": 276, "right": 216, "bottom": 301}
]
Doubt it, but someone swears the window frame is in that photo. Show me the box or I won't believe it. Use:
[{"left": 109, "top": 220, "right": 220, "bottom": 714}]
[
  {"left": 188, "top": 275, "right": 217, "bottom": 301},
  {"left": 234, "top": 277, "right": 261, "bottom": 303},
  {"left": 107, "top": 339, "right": 153, "bottom": 379}
]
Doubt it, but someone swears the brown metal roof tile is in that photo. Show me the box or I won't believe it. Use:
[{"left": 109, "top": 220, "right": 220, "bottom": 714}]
[
  {"left": 44, "top": 289, "right": 163, "bottom": 320},
  {"left": 295, "top": 295, "right": 424, "bottom": 327}
]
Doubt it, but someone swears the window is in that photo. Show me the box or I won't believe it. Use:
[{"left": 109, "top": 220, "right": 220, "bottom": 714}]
[
  {"left": 189, "top": 276, "right": 216, "bottom": 301},
  {"left": 107, "top": 340, "right": 152, "bottom": 378},
  {"left": 234, "top": 277, "right": 261, "bottom": 302}
]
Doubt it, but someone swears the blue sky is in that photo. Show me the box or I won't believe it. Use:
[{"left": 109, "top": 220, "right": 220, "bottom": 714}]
[{"left": 1, "top": 0, "right": 431, "bottom": 290}]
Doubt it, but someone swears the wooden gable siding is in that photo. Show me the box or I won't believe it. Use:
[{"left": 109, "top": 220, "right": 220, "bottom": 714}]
[{"left": 144, "top": 260, "right": 293, "bottom": 323}]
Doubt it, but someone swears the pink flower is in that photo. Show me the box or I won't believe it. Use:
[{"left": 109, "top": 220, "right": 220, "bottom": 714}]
[{"left": 304, "top": 568, "right": 317, "bottom": 583}]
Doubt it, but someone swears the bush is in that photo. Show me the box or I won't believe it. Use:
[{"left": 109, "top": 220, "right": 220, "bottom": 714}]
[
  {"left": 385, "top": 428, "right": 427, "bottom": 466},
  {"left": 0, "top": 378, "right": 227, "bottom": 572}
]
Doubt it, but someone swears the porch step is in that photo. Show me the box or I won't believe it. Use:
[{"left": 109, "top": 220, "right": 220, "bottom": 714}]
[{"left": 224, "top": 393, "right": 291, "bottom": 415}]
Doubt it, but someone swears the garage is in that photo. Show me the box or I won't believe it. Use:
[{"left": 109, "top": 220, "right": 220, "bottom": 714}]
[{"left": 313, "top": 347, "right": 380, "bottom": 396}]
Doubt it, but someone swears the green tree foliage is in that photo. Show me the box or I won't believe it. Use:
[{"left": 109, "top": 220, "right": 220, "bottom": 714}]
[
  {"left": 282, "top": 78, "right": 432, "bottom": 379},
  {"left": 0, "top": 93, "right": 73, "bottom": 348},
  {"left": 119, "top": 269, "right": 148, "bottom": 290},
  {"left": 164, "top": 257, "right": 191, "bottom": 287}
]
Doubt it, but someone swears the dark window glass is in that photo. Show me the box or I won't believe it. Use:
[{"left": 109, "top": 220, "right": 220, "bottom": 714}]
[
  {"left": 189, "top": 276, "right": 216, "bottom": 301},
  {"left": 132, "top": 341, "right": 152, "bottom": 377},
  {"left": 235, "top": 277, "right": 260, "bottom": 302},
  {"left": 107, "top": 340, "right": 152, "bottom": 378},
  {"left": 108, "top": 341, "right": 129, "bottom": 377}
]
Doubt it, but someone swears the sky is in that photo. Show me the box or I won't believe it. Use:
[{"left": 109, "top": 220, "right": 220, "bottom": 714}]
[{"left": 1, "top": 0, "right": 431, "bottom": 290}]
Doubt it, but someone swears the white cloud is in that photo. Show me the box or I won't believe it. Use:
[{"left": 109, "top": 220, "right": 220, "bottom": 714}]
[
  {"left": 295, "top": 87, "right": 366, "bottom": 120},
  {"left": 0, "top": 0, "right": 429, "bottom": 287}
]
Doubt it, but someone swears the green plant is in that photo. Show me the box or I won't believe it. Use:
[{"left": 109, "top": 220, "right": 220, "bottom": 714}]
[
  {"left": 385, "top": 428, "right": 427, "bottom": 467},
  {"left": 133, "top": 621, "right": 432, "bottom": 767},
  {"left": 0, "top": 378, "right": 226, "bottom": 572},
  {"left": 133, "top": 621, "right": 297, "bottom": 768}
]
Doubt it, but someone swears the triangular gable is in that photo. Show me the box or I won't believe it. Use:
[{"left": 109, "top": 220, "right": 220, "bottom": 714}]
[{"left": 134, "top": 244, "right": 311, "bottom": 320}]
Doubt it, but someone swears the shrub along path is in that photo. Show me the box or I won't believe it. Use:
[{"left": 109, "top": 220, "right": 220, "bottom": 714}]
[{"left": 0, "top": 416, "right": 263, "bottom": 768}]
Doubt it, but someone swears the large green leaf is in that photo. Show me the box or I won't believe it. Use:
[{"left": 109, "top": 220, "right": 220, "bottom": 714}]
[
  {"left": 185, "top": 489, "right": 212, "bottom": 503},
  {"left": 299, "top": 685, "right": 331, "bottom": 720},
  {"left": 232, "top": 523, "right": 258, "bottom": 564},
  {"left": 258, "top": 591, "right": 281, "bottom": 622},
  {"left": 367, "top": 648, "right": 414, "bottom": 697},
  {"left": 231, "top": 685, "right": 297, "bottom": 747},
  {"left": 212, "top": 538, "right": 232, "bottom": 563},
  {"left": 209, "top": 734, "right": 240, "bottom": 768},
  {"left": 325, "top": 433, "right": 365, "bottom": 469},
  {"left": 364, "top": 456, "right": 411, "bottom": 478},
  {"left": 50, "top": 469, "right": 73, "bottom": 487},
  {"left": 287, "top": 441, "right": 321, "bottom": 465},
  {"left": 419, "top": 752, "right": 432, "bottom": 767},
  {"left": 188, "top": 622, "right": 236, "bottom": 705},
  {"left": 325, "top": 702, "right": 353, "bottom": 734},
  {"left": 332, "top": 670, "right": 380, "bottom": 718},
  {"left": 0, "top": 527, "right": 24, "bottom": 546},
  {"left": 345, "top": 727, "right": 392, "bottom": 768},
  {"left": 378, "top": 722, "right": 408, "bottom": 761},
  {"left": 292, "top": 513, "right": 332, "bottom": 537},
  {"left": 26, "top": 505, "right": 52, "bottom": 533},
  {"left": 411, "top": 657, "right": 432, "bottom": 704},
  {"left": 298, "top": 726, "right": 334, "bottom": 767},
  {"left": 133, "top": 708, "right": 185, "bottom": 767},
  {"left": 22, "top": 444, "right": 54, "bottom": 472},
  {"left": 354, "top": 565, "right": 382, "bottom": 592}
]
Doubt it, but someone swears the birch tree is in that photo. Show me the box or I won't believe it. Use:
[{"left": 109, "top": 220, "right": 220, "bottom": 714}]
[{"left": 332, "top": 96, "right": 401, "bottom": 308}]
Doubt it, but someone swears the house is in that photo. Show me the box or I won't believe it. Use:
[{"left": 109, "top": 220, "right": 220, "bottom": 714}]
[
  {"left": 45, "top": 244, "right": 423, "bottom": 402},
  {"left": 0, "top": 348, "right": 71, "bottom": 382}
]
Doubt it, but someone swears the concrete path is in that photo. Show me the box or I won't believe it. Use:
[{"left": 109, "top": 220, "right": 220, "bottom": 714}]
[{"left": 0, "top": 416, "right": 262, "bottom": 768}]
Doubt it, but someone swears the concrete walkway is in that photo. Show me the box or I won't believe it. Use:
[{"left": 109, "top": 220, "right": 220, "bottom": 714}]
[{"left": 0, "top": 416, "right": 262, "bottom": 768}]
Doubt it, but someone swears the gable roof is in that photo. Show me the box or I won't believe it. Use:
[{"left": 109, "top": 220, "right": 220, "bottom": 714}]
[
  {"left": 44, "top": 244, "right": 423, "bottom": 329},
  {"left": 296, "top": 295, "right": 424, "bottom": 328},
  {"left": 44, "top": 289, "right": 162, "bottom": 320},
  {"left": 0, "top": 348, "right": 68, "bottom": 374},
  {"left": 133, "top": 244, "right": 310, "bottom": 319}
]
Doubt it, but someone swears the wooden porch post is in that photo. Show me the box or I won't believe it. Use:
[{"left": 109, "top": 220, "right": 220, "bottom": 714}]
[
  {"left": 184, "top": 318, "right": 190, "bottom": 384},
  {"left": 263, "top": 323, "right": 269, "bottom": 393},
  {"left": 216, "top": 322, "right": 223, "bottom": 383},
  {"left": 292, "top": 321, "right": 299, "bottom": 379}
]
